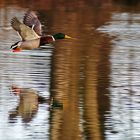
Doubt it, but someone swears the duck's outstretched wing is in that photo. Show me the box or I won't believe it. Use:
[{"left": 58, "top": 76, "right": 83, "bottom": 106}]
[
  {"left": 11, "top": 17, "right": 40, "bottom": 41},
  {"left": 23, "top": 10, "right": 42, "bottom": 36}
]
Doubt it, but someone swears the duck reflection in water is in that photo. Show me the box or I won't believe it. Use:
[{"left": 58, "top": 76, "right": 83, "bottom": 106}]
[{"left": 9, "top": 85, "right": 49, "bottom": 123}]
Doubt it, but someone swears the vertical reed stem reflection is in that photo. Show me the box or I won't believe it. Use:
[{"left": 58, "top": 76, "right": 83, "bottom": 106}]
[{"left": 50, "top": 18, "right": 111, "bottom": 140}]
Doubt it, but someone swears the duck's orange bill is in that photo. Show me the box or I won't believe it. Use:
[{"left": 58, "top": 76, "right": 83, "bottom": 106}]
[
  {"left": 65, "top": 35, "right": 77, "bottom": 40},
  {"left": 12, "top": 48, "right": 22, "bottom": 52}
]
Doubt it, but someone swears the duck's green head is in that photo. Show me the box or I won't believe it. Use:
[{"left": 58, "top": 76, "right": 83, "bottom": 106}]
[{"left": 53, "top": 33, "right": 72, "bottom": 40}]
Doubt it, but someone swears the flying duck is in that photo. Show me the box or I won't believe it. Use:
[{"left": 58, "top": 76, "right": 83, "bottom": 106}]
[{"left": 11, "top": 10, "right": 72, "bottom": 52}]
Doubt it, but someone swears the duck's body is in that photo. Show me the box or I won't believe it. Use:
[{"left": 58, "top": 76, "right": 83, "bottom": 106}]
[
  {"left": 11, "top": 39, "right": 40, "bottom": 51},
  {"left": 11, "top": 10, "right": 72, "bottom": 51}
]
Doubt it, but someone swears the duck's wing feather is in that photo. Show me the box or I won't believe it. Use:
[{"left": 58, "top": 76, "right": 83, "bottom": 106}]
[
  {"left": 23, "top": 10, "right": 42, "bottom": 36},
  {"left": 11, "top": 17, "right": 40, "bottom": 41},
  {"left": 19, "top": 39, "right": 40, "bottom": 50}
]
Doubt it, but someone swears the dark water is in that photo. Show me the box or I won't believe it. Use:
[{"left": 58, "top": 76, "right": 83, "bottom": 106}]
[{"left": 1, "top": 0, "right": 140, "bottom": 140}]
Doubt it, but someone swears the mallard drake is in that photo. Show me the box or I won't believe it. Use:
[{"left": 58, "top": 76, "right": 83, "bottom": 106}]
[{"left": 11, "top": 10, "right": 72, "bottom": 51}]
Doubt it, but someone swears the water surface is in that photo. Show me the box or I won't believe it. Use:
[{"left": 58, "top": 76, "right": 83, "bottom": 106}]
[{"left": 1, "top": 1, "right": 140, "bottom": 140}]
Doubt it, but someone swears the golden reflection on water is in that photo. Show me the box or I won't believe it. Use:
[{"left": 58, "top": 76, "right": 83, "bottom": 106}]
[{"left": 49, "top": 1, "right": 112, "bottom": 139}]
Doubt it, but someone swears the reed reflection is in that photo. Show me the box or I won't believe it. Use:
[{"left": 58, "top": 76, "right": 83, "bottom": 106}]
[{"left": 49, "top": 1, "right": 112, "bottom": 140}]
